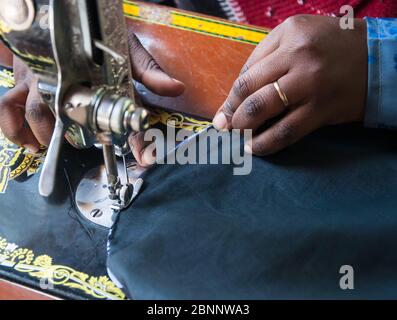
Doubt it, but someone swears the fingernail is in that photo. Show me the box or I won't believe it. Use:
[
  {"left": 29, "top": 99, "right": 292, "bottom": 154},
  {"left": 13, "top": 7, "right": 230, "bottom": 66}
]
[
  {"left": 171, "top": 78, "right": 184, "bottom": 85},
  {"left": 244, "top": 142, "right": 253, "bottom": 155},
  {"left": 23, "top": 144, "right": 40, "bottom": 154},
  {"left": 213, "top": 112, "right": 227, "bottom": 130},
  {"left": 142, "top": 145, "right": 156, "bottom": 166}
]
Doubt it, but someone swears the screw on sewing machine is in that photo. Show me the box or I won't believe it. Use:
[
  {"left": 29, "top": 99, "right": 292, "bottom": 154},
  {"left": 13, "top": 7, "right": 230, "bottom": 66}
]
[
  {"left": 90, "top": 209, "right": 103, "bottom": 218},
  {"left": 62, "top": 85, "right": 149, "bottom": 205},
  {"left": 0, "top": 0, "right": 148, "bottom": 228}
]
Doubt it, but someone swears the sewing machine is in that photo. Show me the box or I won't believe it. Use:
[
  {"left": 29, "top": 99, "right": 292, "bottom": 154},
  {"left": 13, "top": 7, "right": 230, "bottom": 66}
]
[
  {"left": 0, "top": 0, "right": 149, "bottom": 227},
  {"left": 0, "top": 1, "right": 269, "bottom": 299},
  {"left": 2, "top": 0, "right": 397, "bottom": 302}
]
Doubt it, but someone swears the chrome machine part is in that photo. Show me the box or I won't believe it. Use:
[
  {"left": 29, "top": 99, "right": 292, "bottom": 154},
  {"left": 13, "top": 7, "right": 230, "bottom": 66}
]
[
  {"left": 64, "top": 85, "right": 149, "bottom": 207},
  {"left": 63, "top": 86, "right": 149, "bottom": 136},
  {"left": 40, "top": 0, "right": 142, "bottom": 198},
  {"left": 0, "top": 0, "right": 35, "bottom": 31},
  {"left": 0, "top": 0, "right": 147, "bottom": 214},
  {"left": 75, "top": 162, "right": 145, "bottom": 229}
]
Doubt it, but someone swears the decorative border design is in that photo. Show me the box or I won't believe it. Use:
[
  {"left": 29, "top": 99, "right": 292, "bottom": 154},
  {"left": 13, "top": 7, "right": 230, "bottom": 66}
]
[
  {"left": 150, "top": 110, "right": 211, "bottom": 132},
  {"left": 0, "top": 237, "right": 126, "bottom": 300},
  {"left": 0, "top": 127, "right": 43, "bottom": 193},
  {"left": 0, "top": 129, "right": 23, "bottom": 193},
  {"left": 0, "top": 68, "right": 14, "bottom": 88},
  {"left": 123, "top": 1, "right": 268, "bottom": 45},
  {"left": 0, "top": 19, "right": 11, "bottom": 34}
]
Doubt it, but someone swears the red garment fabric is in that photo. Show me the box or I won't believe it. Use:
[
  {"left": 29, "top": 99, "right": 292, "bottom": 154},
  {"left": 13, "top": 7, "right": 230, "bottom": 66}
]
[{"left": 229, "top": 0, "right": 397, "bottom": 28}]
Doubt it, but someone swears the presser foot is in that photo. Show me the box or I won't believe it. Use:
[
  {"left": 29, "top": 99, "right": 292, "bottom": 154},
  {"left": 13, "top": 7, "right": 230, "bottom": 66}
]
[{"left": 75, "top": 162, "right": 144, "bottom": 228}]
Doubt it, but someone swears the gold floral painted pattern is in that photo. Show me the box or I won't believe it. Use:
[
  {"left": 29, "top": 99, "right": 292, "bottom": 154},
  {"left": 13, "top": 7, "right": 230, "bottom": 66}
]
[
  {"left": 0, "top": 129, "right": 44, "bottom": 193},
  {"left": 149, "top": 110, "right": 211, "bottom": 132},
  {"left": 0, "top": 68, "right": 15, "bottom": 88},
  {"left": 0, "top": 236, "right": 126, "bottom": 300},
  {"left": 0, "top": 18, "right": 11, "bottom": 35}
]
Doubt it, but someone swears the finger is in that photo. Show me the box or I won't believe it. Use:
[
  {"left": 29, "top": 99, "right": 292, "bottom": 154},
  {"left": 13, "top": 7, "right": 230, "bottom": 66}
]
[
  {"left": 140, "top": 143, "right": 156, "bottom": 167},
  {"left": 213, "top": 50, "right": 289, "bottom": 130},
  {"left": 240, "top": 24, "right": 283, "bottom": 75},
  {"left": 128, "top": 31, "right": 185, "bottom": 97},
  {"left": 0, "top": 84, "right": 40, "bottom": 152},
  {"left": 232, "top": 72, "right": 307, "bottom": 131},
  {"left": 245, "top": 106, "right": 322, "bottom": 156},
  {"left": 128, "top": 131, "right": 156, "bottom": 167},
  {"left": 25, "top": 82, "right": 55, "bottom": 146},
  {"left": 13, "top": 56, "right": 33, "bottom": 84}
]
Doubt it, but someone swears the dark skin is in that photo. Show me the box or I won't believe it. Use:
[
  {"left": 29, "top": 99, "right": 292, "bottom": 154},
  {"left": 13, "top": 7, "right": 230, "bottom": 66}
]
[
  {"left": 133, "top": 15, "right": 369, "bottom": 165},
  {"left": 0, "top": 32, "right": 185, "bottom": 156},
  {"left": 0, "top": 15, "right": 368, "bottom": 165},
  {"left": 213, "top": 15, "right": 368, "bottom": 155}
]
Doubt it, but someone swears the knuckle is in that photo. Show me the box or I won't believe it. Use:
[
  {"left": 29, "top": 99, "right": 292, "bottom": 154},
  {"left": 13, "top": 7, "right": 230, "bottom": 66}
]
[
  {"left": 252, "top": 138, "right": 269, "bottom": 156},
  {"left": 128, "top": 32, "right": 161, "bottom": 73},
  {"left": 13, "top": 59, "right": 29, "bottom": 81},
  {"left": 233, "top": 76, "right": 251, "bottom": 97},
  {"left": 253, "top": 123, "right": 295, "bottom": 156},
  {"left": 293, "top": 34, "right": 321, "bottom": 57},
  {"left": 26, "top": 101, "right": 45, "bottom": 122},
  {"left": 0, "top": 93, "right": 12, "bottom": 108},
  {"left": 139, "top": 53, "right": 160, "bottom": 74},
  {"left": 127, "top": 30, "right": 140, "bottom": 52},
  {"left": 307, "top": 65, "right": 324, "bottom": 90},
  {"left": 222, "top": 101, "right": 235, "bottom": 118},
  {"left": 284, "top": 15, "right": 308, "bottom": 29},
  {"left": 0, "top": 102, "right": 18, "bottom": 143},
  {"left": 272, "top": 121, "right": 295, "bottom": 145},
  {"left": 239, "top": 64, "right": 249, "bottom": 75},
  {"left": 145, "top": 56, "right": 160, "bottom": 71},
  {"left": 294, "top": 35, "right": 315, "bottom": 52},
  {"left": 7, "top": 132, "right": 20, "bottom": 143},
  {"left": 4, "top": 125, "right": 22, "bottom": 144},
  {"left": 244, "top": 95, "right": 264, "bottom": 117},
  {"left": 298, "top": 63, "right": 324, "bottom": 93},
  {"left": 283, "top": 16, "right": 296, "bottom": 28}
]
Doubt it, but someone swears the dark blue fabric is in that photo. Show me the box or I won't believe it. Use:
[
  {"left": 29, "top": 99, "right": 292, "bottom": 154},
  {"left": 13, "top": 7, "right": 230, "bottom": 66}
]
[
  {"left": 0, "top": 145, "right": 110, "bottom": 299},
  {"left": 365, "top": 18, "right": 397, "bottom": 129},
  {"left": 107, "top": 125, "right": 397, "bottom": 299}
]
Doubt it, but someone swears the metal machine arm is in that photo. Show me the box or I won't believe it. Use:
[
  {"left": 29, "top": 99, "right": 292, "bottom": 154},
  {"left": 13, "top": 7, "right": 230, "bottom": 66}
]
[{"left": 0, "top": 0, "right": 148, "bottom": 219}]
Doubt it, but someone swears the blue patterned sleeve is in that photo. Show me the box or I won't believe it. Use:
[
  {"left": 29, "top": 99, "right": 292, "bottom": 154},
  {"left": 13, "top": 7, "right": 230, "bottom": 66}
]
[{"left": 365, "top": 18, "right": 397, "bottom": 129}]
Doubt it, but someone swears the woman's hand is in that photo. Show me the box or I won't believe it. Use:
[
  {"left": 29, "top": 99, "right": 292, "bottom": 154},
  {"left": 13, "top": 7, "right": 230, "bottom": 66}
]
[
  {"left": 213, "top": 15, "right": 368, "bottom": 155},
  {"left": 0, "top": 57, "right": 55, "bottom": 153},
  {"left": 0, "top": 32, "right": 185, "bottom": 153}
]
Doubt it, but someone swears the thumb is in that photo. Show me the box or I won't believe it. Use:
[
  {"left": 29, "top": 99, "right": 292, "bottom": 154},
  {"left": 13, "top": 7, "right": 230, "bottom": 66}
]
[{"left": 128, "top": 31, "right": 185, "bottom": 97}]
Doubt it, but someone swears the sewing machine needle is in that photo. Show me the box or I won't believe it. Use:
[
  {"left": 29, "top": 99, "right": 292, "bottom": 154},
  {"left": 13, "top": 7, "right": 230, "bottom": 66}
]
[{"left": 123, "top": 155, "right": 129, "bottom": 185}]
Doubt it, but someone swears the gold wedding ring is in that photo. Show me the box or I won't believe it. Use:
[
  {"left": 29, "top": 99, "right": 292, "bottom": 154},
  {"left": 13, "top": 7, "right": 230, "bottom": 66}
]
[{"left": 273, "top": 81, "right": 289, "bottom": 108}]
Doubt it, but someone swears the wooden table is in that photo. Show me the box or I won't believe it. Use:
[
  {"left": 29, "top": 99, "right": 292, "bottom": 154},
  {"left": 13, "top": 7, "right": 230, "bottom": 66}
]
[{"left": 0, "top": 279, "right": 58, "bottom": 300}]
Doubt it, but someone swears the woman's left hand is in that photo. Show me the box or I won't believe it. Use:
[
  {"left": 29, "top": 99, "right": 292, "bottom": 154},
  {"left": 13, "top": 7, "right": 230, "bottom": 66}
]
[{"left": 213, "top": 15, "right": 368, "bottom": 155}]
